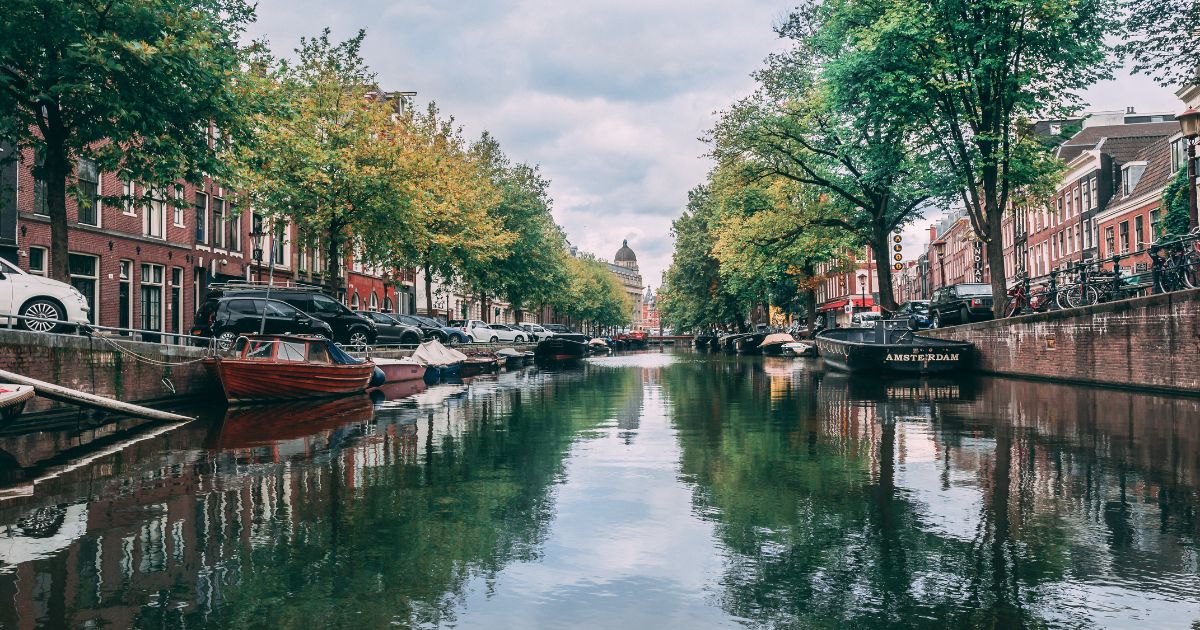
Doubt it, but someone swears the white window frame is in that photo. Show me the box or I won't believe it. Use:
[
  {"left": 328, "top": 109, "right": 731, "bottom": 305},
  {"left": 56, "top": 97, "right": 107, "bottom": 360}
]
[
  {"left": 144, "top": 188, "right": 166, "bottom": 239},
  {"left": 27, "top": 246, "right": 47, "bottom": 276},
  {"left": 172, "top": 186, "right": 185, "bottom": 228},
  {"left": 122, "top": 180, "right": 137, "bottom": 216},
  {"left": 76, "top": 157, "right": 101, "bottom": 227}
]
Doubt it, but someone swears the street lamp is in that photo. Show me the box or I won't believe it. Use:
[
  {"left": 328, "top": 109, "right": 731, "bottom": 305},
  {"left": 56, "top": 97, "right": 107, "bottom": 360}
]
[
  {"left": 933, "top": 241, "right": 947, "bottom": 289},
  {"left": 857, "top": 272, "right": 867, "bottom": 314},
  {"left": 249, "top": 228, "right": 266, "bottom": 267},
  {"left": 1177, "top": 107, "right": 1200, "bottom": 230}
]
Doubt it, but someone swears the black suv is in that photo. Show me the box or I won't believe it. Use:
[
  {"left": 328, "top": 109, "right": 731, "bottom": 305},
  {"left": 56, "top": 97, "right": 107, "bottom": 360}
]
[
  {"left": 929, "top": 283, "right": 994, "bottom": 327},
  {"left": 355, "top": 311, "right": 423, "bottom": 345},
  {"left": 199, "top": 285, "right": 377, "bottom": 345},
  {"left": 192, "top": 297, "right": 333, "bottom": 347}
]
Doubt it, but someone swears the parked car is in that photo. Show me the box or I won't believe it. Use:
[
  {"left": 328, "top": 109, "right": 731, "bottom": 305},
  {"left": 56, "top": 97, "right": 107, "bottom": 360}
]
[
  {"left": 449, "top": 319, "right": 527, "bottom": 343},
  {"left": 850, "top": 312, "right": 883, "bottom": 327},
  {"left": 489, "top": 324, "right": 528, "bottom": 343},
  {"left": 543, "top": 323, "right": 574, "bottom": 335},
  {"left": 930, "top": 283, "right": 995, "bottom": 327},
  {"left": 517, "top": 323, "right": 551, "bottom": 341},
  {"left": 355, "top": 311, "right": 423, "bottom": 346},
  {"left": 894, "top": 300, "right": 933, "bottom": 329},
  {"left": 201, "top": 285, "right": 376, "bottom": 345},
  {"left": 0, "top": 257, "right": 90, "bottom": 334},
  {"left": 389, "top": 314, "right": 461, "bottom": 344},
  {"left": 192, "top": 296, "right": 333, "bottom": 347}
]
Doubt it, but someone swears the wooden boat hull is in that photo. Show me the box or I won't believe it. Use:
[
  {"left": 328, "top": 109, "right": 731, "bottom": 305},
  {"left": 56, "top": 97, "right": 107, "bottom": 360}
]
[
  {"left": 204, "top": 357, "right": 376, "bottom": 402},
  {"left": 0, "top": 384, "right": 34, "bottom": 422},
  {"left": 815, "top": 330, "right": 973, "bottom": 375}
]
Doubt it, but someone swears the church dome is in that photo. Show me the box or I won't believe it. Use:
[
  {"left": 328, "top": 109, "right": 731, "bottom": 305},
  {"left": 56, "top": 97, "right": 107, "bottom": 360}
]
[{"left": 615, "top": 239, "right": 637, "bottom": 263}]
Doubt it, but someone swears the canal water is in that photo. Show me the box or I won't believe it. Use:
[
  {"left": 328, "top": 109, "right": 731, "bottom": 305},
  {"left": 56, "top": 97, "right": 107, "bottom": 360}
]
[{"left": 0, "top": 350, "right": 1197, "bottom": 628}]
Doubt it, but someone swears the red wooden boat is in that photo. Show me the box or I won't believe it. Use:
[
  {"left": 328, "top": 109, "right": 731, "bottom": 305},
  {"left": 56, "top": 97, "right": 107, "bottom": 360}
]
[{"left": 204, "top": 335, "right": 377, "bottom": 402}]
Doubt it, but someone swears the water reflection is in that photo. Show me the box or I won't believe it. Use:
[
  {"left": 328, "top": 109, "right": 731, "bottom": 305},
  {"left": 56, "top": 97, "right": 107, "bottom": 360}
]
[{"left": 0, "top": 354, "right": 1195, "bottom": 628}]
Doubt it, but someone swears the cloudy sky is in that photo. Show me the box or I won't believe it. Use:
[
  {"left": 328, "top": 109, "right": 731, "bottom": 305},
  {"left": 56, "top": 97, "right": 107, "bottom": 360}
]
[{"left": 247, "top": 0, "right": 1184, "bottom": 288}]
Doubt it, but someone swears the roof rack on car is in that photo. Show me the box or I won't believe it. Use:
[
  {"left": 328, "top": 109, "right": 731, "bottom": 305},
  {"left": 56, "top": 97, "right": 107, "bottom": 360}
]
[{"left": 208, "top": 280, "right": 327, "bottom": 292}]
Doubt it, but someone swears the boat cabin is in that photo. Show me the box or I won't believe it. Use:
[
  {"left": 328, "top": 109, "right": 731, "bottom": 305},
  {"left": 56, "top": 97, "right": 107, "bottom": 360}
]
[{"left": 228, "top": 335, "right": 339, "bottom": 365}]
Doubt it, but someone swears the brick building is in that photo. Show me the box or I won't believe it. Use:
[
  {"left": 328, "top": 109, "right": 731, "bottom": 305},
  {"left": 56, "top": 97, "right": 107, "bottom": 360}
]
[
  {"left": 814, "top": 246, "right": 879, "bottom": 327},
  {"left": 8, "top": 148, "right": 403, "bottom": 340}
]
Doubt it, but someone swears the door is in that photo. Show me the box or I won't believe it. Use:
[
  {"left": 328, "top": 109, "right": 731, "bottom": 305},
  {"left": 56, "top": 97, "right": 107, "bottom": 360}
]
[
  {"left": 119, "top": 261, "right": 132, "bottom": 334},
  {"left": 264, "top": 300, "right": 307, "bottom": 335},
  {"left": 310, "top": 293, "right": 347, "bottom": 339}
]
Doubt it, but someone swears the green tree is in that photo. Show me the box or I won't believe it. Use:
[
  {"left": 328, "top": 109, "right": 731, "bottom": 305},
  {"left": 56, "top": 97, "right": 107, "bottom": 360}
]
[
  {"left": 555, "top": 255, "right": 630, "bottom": 331},
  {"left": 0, "top": 0, "right": 257, "bottom": 281},
  {"left": 227, "top": 29, "right": 420, "bottom": 299},
  {"left": 461, "top": 133, "right": 568, "bottom": 322},
  {"left": 1119, "top": 0, "right": 1200, "bottom": 88},
  {"left": 859, "top": 0, "right": 1111, "bottom": 313},
  {"left": 710, "top": 3, "right": 954, "bottom": 311},
  {"left": 1159, "top": 167, "right": 1192, "bottom": 237}
]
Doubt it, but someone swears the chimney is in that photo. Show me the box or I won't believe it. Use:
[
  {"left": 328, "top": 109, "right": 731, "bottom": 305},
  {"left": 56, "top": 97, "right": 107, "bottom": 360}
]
[
  {"left": 929, "top": 226, "right": 937, "bottom": 242},
  {"left": 1126, "top": 106, "right": 1135, "bottom": 115}
]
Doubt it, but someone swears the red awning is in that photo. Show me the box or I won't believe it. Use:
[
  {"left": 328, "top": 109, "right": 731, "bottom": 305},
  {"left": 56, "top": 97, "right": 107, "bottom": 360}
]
[
  {"left": 817, "top": 296, "right": 875, "bottom": 312},
  {"left": 817, "top": 299, "right": 848, "bottom": 312}
]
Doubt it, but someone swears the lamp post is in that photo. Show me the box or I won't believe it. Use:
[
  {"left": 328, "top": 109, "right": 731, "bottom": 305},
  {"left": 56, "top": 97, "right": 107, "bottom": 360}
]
[
  {"left": 857, "top": 272, "right": 867, "bottom": 314},
  {"left": 1177, "top": 107, "right": 1200, "bottom": 231},
  {"left": 249, "top": 227, "right": 268, "bottom": 333}
]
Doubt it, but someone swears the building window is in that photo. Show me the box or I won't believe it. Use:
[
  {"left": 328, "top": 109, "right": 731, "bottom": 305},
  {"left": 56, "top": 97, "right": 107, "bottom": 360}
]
[
  {"left": 194, "top": 192, "right": 208, "bottom": 244},
  {"left": 144, "top": 189, "right": 165, "bottom": 239},
  {"left": 172, "top": 187, "right": 185, "bottom": 227},
  {"left": 1090, "top": 175, "right": 1098, "bottom": 208},
  {"left": 76, "top": 158, "right": 99, "bottom": 226},
  {"left": 212, "top": 197, "right": 226, "bottom": 249},
  {"left": 122, "top": 180, "right": 137, "bottom": 215},
  {"left": 224, "top": 204, "right": 240, "bottom": 251},
  {"left": 1066, "top": 191, "right": 1073, "bottom": 218},
  {"left": 1082, "top": 179, "right": 1091, "bottom": 212},
  {"left": 1172, "top": 138, "right": 1188, "bottom": 172},
  {"left": 140, "top": 263, "right": 164, "bottom": 334},
  {"left": 32, "top": 150, "right": 49, "bottom": 216},
  {"left": 369, "top": 291, "right": 378, "bottom": 310},
  {"left": 350, "top": 292, "right": 361, "bottom": 309},
  {"left": 1151, "top": 209, "right": 1161, "bottom": 236},
  {"left": 1066, "top": 227, "right": 1074, "bottom": 254},
  {"left": 1105, "top": 227, "right": 1115, "bottom": 257},
  {"left": 272, "top": 221, "right": 287, "bottom": 266},
  {"left": 69, "top": 253, "right": 98, "bottom": 324},
  {"left": 1119, "top": 221, "right": 1130, "bottom": 253},
  {"left": 1134, "top": 215, "right": 1144, "bottom": 250},
  {"left": 383, "top": 296, "right": 392, "bottom": 312},
  {"left": 28, "top": 246, "right": 47, "bottom": 275}
]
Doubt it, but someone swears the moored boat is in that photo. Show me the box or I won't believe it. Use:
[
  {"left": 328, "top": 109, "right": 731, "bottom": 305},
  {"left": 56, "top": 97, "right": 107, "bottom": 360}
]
[
  {"left": 496, "top": 348, "right": 526, "bottom": 369},
  {"left": 462, "top": 351, "right": 501, "bottom": 375},
  {"left": 758, "top": 333, "right": 795, "bottom": 356},
  {"left": 734, "top": 332, "right": 767, "bottom": 354},
  {"left": 815, "top": 321, "right": 973, "bottom": 374},
  {"left": 412, "top": 340, "right": 467, "bottom": 383},
  {"left": 204, "top": 335, "right": 377, "bottom": 402},
  {"left": 372, "top": 357, "right": 426, "bottom": 383},
  {"left": 535, "top": 335, "right": 588, "bottom": 362},
  {"left": 0, "top": 384, "right": 35, "bottom": 422},
  {"left": 781, "top": 341, "right": 817, "bottom": 357}
]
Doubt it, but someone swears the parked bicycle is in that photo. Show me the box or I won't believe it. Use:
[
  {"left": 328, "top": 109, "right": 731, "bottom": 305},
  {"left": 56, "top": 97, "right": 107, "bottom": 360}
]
[{"left": 1150, "top": 227, "right": 1200, "bottom": 293}]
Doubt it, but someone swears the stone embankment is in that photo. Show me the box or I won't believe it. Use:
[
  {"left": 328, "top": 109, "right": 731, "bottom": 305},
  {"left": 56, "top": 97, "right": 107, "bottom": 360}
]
[{"left": 925, "top": 287, "right": 1200, "bottom": 394}]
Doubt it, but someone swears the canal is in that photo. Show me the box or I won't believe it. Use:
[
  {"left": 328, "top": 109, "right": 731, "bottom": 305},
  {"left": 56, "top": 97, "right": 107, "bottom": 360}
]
[{"left": 0, "top": 350, "right": 1197, "bottom": 628}]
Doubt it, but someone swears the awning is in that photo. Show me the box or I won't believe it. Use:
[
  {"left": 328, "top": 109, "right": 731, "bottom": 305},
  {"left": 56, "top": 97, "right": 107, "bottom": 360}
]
[{"left": 817, "top": 296, "right": 875, "bottom": 313}]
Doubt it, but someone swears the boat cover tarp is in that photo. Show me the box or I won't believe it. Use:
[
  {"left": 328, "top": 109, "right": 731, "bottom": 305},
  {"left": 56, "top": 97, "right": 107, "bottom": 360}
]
[
  {"left": 412, "top": 339, "right": 468, "bottom": 366},
  {"left": 761, "top": 333, "right": 795, "bottom": 346},
  {"left": 496, "top": 348, "right": 523, "bottom": 358},
  {"left": 324, "top": 339, "right": 366, "bottom": 365}
]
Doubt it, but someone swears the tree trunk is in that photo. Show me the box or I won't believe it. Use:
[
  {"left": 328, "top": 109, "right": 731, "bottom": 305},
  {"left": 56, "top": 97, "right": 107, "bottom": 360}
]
[
  {"left": 423, "top": 262, "right": 435, "bottom": 317},
  {"left": 43, "top": 133, "right": 71, "bottom": 283},
  {"left": 804, "top": 288, "right": 817, "bottom": 334},
  {"left": 869, "top": 230, "right": 898, "bottom": 313},
  {"left": 986, "top": 202, "right": 1007, "bottom": 317},
  {"left": 325, "top": 226, "right": 343, "bottom": 301}
]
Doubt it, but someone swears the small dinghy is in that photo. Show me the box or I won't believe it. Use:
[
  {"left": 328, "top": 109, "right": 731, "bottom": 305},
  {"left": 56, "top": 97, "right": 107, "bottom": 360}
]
[
  {"left": 815, "top": 320, "right": 973, "bottom": 374},
  {"left": 781, "top": 341, "right": 817, "bottom": 357},
  {"left": 758, "top": 333, "right": 796, "bottom": 356},
  {"left": 411, "top": 340, "right": 467, "bottom": 383},
  {"left": 496, "top": 348, "right": 526, "bottom": 369},
  {"left": 372, "top": 357, "right": 426, "bottom": 383},
  {"left": 0, "top": 384, "right": 35, "bottom": 421}
]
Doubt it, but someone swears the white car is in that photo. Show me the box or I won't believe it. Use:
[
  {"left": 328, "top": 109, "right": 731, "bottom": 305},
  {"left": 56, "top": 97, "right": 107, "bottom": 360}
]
[
  {"left": 518, "top": 323, "right": 551, "bottom": 340},
  {"left": 482, "top": 323, "right": 527, "bottom": 343},
  {"left": 0, "top": 257, "right": 90, "bottom": 333}
]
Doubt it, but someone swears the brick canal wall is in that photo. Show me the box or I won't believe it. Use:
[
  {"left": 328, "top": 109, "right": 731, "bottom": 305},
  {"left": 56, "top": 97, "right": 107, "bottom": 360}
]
[
  {"left": 924, "top": 287, "right": 1200, "bottom": 393},
  {"left": 0, "top": 330, "right": 215, "bottom": 414}
]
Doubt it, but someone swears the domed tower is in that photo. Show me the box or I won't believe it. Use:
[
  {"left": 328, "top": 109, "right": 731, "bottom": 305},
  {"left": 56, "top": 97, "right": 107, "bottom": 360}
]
[{"left": 614, "top": 239, "right": 639, "bottom": 272}]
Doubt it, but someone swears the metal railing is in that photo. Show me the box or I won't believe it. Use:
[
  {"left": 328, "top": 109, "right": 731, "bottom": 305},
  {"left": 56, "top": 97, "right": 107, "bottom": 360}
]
[{"left": 1006, "top": 228, "right": 1200, "bottom": 315}]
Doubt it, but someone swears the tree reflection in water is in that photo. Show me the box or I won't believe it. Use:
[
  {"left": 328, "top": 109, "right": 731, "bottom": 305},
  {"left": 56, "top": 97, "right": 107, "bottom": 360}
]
[{"left": 667, "top": 359, "right": 1200, "bottom": 629}]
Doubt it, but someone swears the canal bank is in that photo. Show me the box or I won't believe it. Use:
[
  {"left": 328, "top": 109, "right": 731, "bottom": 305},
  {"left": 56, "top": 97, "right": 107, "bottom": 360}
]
[{"left": 924, "top": 286, "right": 1200, "bottom": 395}]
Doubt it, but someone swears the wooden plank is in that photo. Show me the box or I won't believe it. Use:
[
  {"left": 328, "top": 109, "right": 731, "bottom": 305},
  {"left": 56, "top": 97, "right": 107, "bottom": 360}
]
[{"left": 0, "top": 368, "right": 194, "bottom": 422}]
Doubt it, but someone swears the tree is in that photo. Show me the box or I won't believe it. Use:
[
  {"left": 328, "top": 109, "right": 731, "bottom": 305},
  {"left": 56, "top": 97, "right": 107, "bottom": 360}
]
[
  {"left": 460, "top": 133, "right": 568, "bottom": 322},
  {"left": 709, "top": 3, "right": 954, "bottom": 311},
  {"left": 388, "top": 104, "right": 509, "bottom": 317},
  {"left": 1159, "top": 167, "right": 1191, "bottom": 237},
  {"left": 227, "top": 29, "right": 420, "bottom": 299},
  {"left": 660, "top": 186, "right": 757, "bottom": 332},
  {"left": 859, "top": 0, "right": 1112, "bottom": 313},
  {"left": 1119, "top": 0, "right": 1200, "bottom": 88},
  {"left": 709, "top": 170, "right": 855, "bottom": 332},
  {"left": 0, "top": 0, "right": 257, "bottom": 281},
  {"left": 555, "top": 255, "right": 630, "bottom": 331}
]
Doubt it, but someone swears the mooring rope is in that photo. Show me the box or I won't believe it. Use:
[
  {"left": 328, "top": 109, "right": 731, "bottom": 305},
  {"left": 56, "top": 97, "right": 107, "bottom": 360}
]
[{"left": 90, "top": 333, "right": 212, "bottom": 367}]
